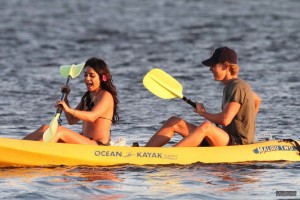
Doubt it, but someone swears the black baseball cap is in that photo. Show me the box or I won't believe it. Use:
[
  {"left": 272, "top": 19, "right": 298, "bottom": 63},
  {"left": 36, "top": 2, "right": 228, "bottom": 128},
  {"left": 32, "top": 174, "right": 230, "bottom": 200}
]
[{"left": 202, "top": 47, "right": 237, "bottom": 66}]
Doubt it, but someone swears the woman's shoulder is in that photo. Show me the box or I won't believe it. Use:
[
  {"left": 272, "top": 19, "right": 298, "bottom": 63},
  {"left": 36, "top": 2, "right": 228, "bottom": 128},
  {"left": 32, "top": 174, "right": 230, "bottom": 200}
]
[
  {"left": 100, "top": 89, "right": 112, "bottom": 96},
  {"left": 98, "top": 90, "right": 114, "bottom": 101}
]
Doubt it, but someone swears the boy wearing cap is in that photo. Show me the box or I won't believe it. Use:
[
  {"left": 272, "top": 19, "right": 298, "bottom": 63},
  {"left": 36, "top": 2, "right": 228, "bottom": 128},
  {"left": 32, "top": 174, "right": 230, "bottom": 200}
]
[{"left": 145, "top": 47, "right": 261, "bottom": 147}]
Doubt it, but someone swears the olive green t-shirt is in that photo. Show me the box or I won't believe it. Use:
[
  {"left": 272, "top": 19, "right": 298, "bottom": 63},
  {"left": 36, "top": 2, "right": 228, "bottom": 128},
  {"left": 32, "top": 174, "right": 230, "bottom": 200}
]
[{"left": 222, "top": 78, "right": 256, "bottom": 144}]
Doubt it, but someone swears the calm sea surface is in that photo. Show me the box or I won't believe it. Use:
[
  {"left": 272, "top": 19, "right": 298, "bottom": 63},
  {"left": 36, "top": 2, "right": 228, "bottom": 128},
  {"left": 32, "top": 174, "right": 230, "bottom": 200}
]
[{"left": 0, "top": 0, "right": 300, "bottom": 199}]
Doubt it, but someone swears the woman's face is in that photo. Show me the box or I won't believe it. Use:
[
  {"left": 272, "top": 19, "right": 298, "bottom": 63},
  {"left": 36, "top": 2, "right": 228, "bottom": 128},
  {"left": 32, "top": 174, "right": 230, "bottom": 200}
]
[{"left": 84, "top": 66, "right": 101, "bottom": 92}]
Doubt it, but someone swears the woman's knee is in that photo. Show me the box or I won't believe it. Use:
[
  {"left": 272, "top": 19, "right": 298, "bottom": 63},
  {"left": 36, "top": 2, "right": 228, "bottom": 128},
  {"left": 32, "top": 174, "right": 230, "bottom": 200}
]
[{"left": 38, "top": 124, "right": 49, "bottom": 132}]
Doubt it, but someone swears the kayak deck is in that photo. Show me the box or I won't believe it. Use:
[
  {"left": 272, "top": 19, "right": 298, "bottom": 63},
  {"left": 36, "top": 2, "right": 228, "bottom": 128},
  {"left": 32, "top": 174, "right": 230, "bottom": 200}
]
[{"left": 0, "top": 137, "right": 299, "bottom": 167}]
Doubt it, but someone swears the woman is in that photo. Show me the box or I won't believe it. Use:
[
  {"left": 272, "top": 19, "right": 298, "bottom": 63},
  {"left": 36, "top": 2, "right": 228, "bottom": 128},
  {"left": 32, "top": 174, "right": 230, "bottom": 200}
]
[
  {"left": 23, "top": 57, "right": 119, "bottom": 145},
  {"left": 145, "top": 47, "right": 261, "bottom": 147}
]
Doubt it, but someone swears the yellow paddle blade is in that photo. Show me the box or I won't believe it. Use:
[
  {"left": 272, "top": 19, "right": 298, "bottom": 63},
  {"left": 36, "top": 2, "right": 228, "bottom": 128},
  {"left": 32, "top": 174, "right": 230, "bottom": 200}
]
[
  {"left": 43, "top": 113, "right": 60, "bottom": 143},
  {"left": 60, "top": 63, "right": 84, "bottom": 79},
  {"left": 143, "top": 68, "right": 184, "bottom": 99}
]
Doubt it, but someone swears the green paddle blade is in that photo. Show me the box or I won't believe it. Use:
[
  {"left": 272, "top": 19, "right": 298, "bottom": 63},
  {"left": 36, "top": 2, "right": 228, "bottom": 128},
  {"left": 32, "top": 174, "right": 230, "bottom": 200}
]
[
  {"left": 43, "top": 113, "right": 60, "bottom": 143},
  {"left": 60, "top": 63, "right": 85, "bottom": 79},
  {"left": 143, "top": 68, "right": 184, "bottom": 99}
]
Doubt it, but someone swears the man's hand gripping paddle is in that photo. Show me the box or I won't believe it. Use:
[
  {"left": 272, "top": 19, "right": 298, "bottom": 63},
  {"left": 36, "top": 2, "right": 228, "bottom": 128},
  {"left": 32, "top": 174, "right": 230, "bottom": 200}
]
[
  {"left": 143, "top": 68, "right": 196, "bottom": 108},
  {"left": 43, "top": 63, "right": 84, "bottom": 143}
]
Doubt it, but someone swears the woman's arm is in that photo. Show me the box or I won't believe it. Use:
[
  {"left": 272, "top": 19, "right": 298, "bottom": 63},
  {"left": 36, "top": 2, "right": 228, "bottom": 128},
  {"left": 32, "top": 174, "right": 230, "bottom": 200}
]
[
  {"left": 63, "top": 96, "right": 82, "bottom": 125},
  {"left": 58, "top": 85, "right": 81, "bottom": 125}
]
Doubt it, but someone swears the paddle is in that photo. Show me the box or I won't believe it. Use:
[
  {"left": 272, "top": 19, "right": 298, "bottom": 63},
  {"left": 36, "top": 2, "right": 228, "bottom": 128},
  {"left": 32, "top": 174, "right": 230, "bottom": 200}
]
[
  {"left": 43, "top": 63, "right": 84, "bottom": 142},
  {"left": 143, "top": 68, "right": 196, "bottom": 108}
]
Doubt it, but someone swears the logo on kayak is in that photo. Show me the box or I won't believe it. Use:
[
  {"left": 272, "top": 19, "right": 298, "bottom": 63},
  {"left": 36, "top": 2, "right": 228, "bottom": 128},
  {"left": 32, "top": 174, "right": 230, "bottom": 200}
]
[
  {"left": 253, "top": 145, "right": 297, "bottom": 154},
  {"left": 94, "top": 150, "right": 177, "bottom": 160},
  {"left": 94, "top": 150, "right": 123, "bottom": 157}
]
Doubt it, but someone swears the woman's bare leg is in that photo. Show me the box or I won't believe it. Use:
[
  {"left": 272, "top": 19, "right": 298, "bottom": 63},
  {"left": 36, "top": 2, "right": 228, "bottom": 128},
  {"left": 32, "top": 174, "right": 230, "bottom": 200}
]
[
  {"left": 23, "top": 125, "right": 95, "bottom": 145},
  {"left": 22, "top": 125, "right": 49, "bottom": 141},
  {"left": 52, "top": 126, "right": 97, "bottom": 145}
]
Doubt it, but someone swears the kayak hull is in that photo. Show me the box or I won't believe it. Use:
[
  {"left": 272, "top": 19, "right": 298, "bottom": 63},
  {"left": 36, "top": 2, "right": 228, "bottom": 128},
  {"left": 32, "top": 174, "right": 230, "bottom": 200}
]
[{"left": 0, "top": 137, "right": 299, "bottom": 167}]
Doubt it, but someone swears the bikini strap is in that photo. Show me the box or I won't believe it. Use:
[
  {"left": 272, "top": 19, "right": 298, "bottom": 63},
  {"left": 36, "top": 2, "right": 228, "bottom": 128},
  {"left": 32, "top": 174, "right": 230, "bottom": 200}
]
[{"left": 98, "top": 116, "right": 113, "bottom": 121}]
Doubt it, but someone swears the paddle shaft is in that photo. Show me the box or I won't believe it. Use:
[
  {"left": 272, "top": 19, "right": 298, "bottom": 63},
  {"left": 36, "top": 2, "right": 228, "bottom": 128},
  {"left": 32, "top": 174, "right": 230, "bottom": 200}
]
[
  {"left": 56, "top": 75, "right": 72, "bottom": 115},
  {"left": 182, "top": 96, "right": 196, "bottom": 108}
]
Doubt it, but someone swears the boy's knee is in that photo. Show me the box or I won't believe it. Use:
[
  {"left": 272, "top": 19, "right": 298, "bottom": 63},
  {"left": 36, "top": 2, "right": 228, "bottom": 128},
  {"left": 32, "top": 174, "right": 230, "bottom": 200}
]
[
  {"left": 199, "top": 121, "right": 213, "bottom": 131},
  {"left": 165, "top": 116, "right": 182, "bottom": 126}
]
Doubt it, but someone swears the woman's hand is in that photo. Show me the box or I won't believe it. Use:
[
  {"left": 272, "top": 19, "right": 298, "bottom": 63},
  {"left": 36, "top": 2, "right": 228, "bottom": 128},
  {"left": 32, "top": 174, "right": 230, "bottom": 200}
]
[
  {"left": 56, "top": 100, "right": 71, "bottom": 113},
  {"left": 194, "top": 102, "right": 206, "bottom": 116}
]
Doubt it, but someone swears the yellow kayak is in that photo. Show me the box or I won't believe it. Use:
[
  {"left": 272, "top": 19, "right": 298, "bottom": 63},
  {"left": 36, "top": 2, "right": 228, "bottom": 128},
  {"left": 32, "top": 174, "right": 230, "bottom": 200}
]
[{"left": 0, "top": 137, "right": 299, "bottom": 167}]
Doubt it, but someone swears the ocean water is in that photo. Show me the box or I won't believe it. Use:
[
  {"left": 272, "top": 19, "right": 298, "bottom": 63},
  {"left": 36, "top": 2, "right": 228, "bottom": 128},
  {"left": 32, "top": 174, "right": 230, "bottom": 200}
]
[{"left": 0, "top": 0, "right": 300, "bottom": 199}]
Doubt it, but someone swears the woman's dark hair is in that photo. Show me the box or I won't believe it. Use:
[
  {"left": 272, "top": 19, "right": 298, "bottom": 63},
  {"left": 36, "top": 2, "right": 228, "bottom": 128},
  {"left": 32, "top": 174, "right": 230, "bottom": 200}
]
[{"left": 80, "top": 57, "right": 119, "bottom": 124}]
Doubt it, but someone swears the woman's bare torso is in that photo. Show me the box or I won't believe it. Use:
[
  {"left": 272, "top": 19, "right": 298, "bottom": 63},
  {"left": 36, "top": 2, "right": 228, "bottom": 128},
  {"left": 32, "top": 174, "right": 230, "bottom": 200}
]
[
  {"left": 81, "top": 90, "right": 114, "bottom": 144},
  {"left": 82, "top": 119, "right": 112, "bottom": 143}
]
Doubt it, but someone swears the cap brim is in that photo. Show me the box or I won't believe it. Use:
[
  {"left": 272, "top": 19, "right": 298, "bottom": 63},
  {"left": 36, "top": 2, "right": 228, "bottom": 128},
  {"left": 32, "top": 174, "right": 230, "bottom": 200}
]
[{"left": 202, "top": 58, "right": 216, "bottom": 67}]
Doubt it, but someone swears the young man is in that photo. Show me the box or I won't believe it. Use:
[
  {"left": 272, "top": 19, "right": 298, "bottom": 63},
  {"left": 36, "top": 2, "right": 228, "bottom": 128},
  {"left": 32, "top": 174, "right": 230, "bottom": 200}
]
[{"left": 145, "top": 47, "right": 261, "bottom": 147}]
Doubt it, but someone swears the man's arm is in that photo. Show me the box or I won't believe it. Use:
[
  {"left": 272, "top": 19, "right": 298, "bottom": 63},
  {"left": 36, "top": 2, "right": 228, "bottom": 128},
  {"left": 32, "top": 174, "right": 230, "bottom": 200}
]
[
  {"left": 195, "top": 102, "right": 241, "bottom": 126},
  {"left": 253, "top": 91, "right": 261, "bottom": 114}
]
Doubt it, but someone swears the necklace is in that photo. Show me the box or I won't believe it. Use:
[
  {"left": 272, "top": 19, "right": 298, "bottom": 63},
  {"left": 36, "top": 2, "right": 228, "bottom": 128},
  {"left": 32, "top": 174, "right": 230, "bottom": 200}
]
[{"left": 89, "top": 89, "right": 101, "bottom": 106}]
